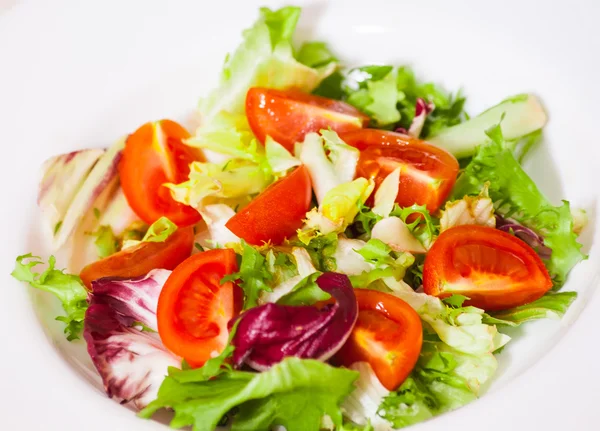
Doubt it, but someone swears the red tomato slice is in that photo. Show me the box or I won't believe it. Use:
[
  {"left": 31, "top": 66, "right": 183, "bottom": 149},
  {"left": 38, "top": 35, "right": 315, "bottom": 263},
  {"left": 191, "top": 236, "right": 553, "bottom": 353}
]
[
  {"left": 157, "top": 249, "right": 242, "bottom": 366},
  {"left": 80, "top": 226, "right": 194, "bottom": 289},
  {"left": 246, "top": 87, "right": 370, "bottom": 152},
  {"left": 335, "top": 289, "right": 422, "bottom": 391},
  {"left": 119, "top": 120, "right": 203, "bottom": 227},
  {"left": 423, "top": 225, "right": 553, "bottom": 311},
  {"left": 225, "top": 165, "right": 312, "bottom": 245},
  {"left": 341, "top": 129, "right": 459, "bottom": 213}
]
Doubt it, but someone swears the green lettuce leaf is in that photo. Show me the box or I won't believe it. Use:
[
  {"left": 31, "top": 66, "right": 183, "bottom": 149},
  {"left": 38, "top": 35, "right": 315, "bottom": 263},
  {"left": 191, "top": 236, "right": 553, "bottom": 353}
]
[
  {"left": 89, "top": 225, "right": 118, "bottom": 258},
  {"left": 139, "top": 357, "right": 359, "bottom": 431},
  {"left": 292, "top": 232, "right": 338, "bottom": 272},
  {"left": 277, "top": 272, "right": 330, "bottom": 306},
  {"left": 11, "top": 254, "right": 88, "bottom": 340},
  {"left": 384, "top": 278, "right": 509, "bottom": 356},
  {"left": 141, "top": 217, "right": 178, "bottom": 242},
  {"left": 222, "top": 240, "right": 272, "bottom": 309},
  {"left": 199, "top": 6, "right": 336, "bottom": 125},
  {"left": 299, "top": 178, "right": 374, "bottom": 244},
  {"left": 378, "top": 340, "right": 496, "bottom": 428},
  {"left": 313, "top": 65, "right": 467, "bottom": 136},
  {"left": 484, "top": 292, "right": 577, "bottom": 326},
  {"left": 390, "top": 204, "right": 439, "bottom": 249},
  {"left": 452, "top": 124, "right": 585, "bottom": 286},
  {"left": 296, "top": 41, "right": 337, "bottom": 68}
]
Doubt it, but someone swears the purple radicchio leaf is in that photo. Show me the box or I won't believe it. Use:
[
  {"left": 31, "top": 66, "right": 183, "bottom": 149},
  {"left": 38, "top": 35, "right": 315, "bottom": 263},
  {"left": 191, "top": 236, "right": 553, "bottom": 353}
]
[
  {"left": 43, "top": 138, "right": 125, "bottom": 250},
  {"left": 230, "top": 272, "right": 358, "bottom": 371},
  {"left": 407, "top": 98, "right": 435, "bottom": 138},
  {"left": 495, "top": 215, "right": 552, "bottom": 260},
  {"left": 84, "top": 269, "right": 179, "bottom": 410}
]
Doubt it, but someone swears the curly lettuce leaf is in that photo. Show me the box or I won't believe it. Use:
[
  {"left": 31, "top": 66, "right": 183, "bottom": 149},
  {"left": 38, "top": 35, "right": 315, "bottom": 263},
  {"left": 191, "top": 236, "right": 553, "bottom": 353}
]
[
  {"left": 299, "top": 178, "right": 374, "bottom": 244},
  {"left": 293, "top": 232, "right": 339, "bottom": 272},
  {"left": 378, "top": 340, "right": 496, "bottom": 428},
  {"left": 313, "top": 65, "right": 467, "bottom": 136},
  {"left": 384, "top": 278, "right": 509, "bottom": 356},
  {"left": 140, "top": 357, "right": 359, "bottom": 431},
  {"left": 390, "top": 204, "right": 439, "bottom": 250},
  {"left": 222, "top": 240, "right": 273, "bottom": 309},
  {"left": 11, "top": 254, "right": 88, "bottom": 340},
  {"left": 166, "top": 159, "right": 270, "bottom": 212},
  {"left": 452, "top": 124, "right": 585, "bottom": 286},
  {"left": 199, "top": 6, "right": 336, "bottom": 125}
]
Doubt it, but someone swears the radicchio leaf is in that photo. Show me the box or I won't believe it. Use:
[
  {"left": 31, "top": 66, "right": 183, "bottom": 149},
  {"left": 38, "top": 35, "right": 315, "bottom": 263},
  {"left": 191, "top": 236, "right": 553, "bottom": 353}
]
[
  {"left": 230, "top": 272, "right": 358, "bottom": 371},
  {"left": 495, "top": 215, "right": 552, "bottom": 260},
  {"left": 407, "top": 98, "right": 435, "bottom": 138},
  {"left": 84, "top": 269, "right": 179, "bottom": 409}
]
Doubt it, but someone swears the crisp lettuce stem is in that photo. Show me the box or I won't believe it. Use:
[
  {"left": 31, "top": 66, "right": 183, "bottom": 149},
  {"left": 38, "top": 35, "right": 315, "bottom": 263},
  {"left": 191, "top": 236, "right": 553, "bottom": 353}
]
[{"left": 429, "top": 94, "right": 547, "bottom": 158}]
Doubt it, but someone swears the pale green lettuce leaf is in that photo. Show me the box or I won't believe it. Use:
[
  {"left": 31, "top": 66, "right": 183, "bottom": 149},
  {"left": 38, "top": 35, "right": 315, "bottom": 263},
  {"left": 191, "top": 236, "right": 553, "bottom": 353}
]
[
  {"left": 166, "top": 159, "right": 270, "bottom": 212},
  {"left": 299, "top": 131, "right": 360, "bottom": 204},
  {"left": 299, "top": 178, "right": 374, "bottom": 244},
  {"left": 378, "top": 340, "right": 497, "bottom": 428},
  {"left": 199, "top": 6, "right": 336, "bottom": 125},
  {"left": 384, "top": 278, "right": 509, "bottom": 356}
]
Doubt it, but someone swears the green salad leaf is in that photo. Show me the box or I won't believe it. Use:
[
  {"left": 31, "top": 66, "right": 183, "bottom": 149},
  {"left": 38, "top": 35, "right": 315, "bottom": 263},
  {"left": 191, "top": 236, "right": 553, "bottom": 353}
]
[
  {"left": 222, "top": 240, "right": 273, "bottom": 309},
  {"left": 199, "top": 6, "right": 336, "bottom": 125},
  {"left": 293, "top": 232, "right": 339, "bottom": 272},
  {"left": 296, "top": 41, "right": 337, "bottom": 68},
  {"left": 11, "top": 254, "right": 88, "bottom": 340},
  {"left": 313, "top": 65, "right": 467, "bottom": 136},
  {"left": 89, "top": 225, "right": 118, "bottom": 258},
  {"left": 390, "top": 204, "right": 439, "bottom": 249},
  {"left": 277, "top": 272, "right": 330, "bottom": 306},
  {"left": 142, "top": 217, "right": 178, "bottom": 243},
  {"left": 484, "top": 292, "right": 577, "bottom": 326},
  {"left": 378, "top": 340, "right": 495, "bottom": 428},
  {"left": 452, "top": 124, "right": 586, "bottom": 286},
  {"left": 140, "top": 357, "right": 359, "bottom": 431}
]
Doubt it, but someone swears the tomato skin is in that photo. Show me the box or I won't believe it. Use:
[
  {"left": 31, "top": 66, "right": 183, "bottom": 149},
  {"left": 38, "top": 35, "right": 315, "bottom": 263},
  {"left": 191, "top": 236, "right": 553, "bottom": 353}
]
[
  {"left": 157, "top": 249, "right": 242, "bottom": 366},
  {"left": 341, "top": 129, "right": 459, "bottom": 213},
  {"left": 80, "top": 226, "right": 194, "bottom": 289},
  {"left": 246, "top": 87, "right": 370, "bottom": 152},
  {"left": 335, "top": 289, "right": 422, "bottom": 391},
  {"left": 423, "top": 225, "right": 553, "bottom": 311},
  {"left": 119, "top": 120, "right": 203, "bottom": 227},
  {"left": 225, "top": 165, "right": 312, "bottom": 245}
]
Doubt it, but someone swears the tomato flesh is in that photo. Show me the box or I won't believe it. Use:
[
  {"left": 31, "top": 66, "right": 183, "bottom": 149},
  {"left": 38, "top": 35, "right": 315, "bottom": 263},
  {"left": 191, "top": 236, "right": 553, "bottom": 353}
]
[
  {"left": 119, "top": 120, "right": 203, "bottom": 227},
  {"left": 80, "top": 226, "right": 194, "bottom": 289},
  {"left": 157, "top": 249, "right": 241, "bottom": 366},
  {"left": 246, "top": 88, "right": 369, "bottom": 152},
  {"left": 423, "top": 225, "right": 552, "bottom": 311},
  {"left": 225, "top": 165, "right": 312, "bottom": 245},
  {"left": 335, "top": 289, "right": 422, "bottom": 391},
  {"left": 341, "top": 129, "right": 459, "bottom": 213}
]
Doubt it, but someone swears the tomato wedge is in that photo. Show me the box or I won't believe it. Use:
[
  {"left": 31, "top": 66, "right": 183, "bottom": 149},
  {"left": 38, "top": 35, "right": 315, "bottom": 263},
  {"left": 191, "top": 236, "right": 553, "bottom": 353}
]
[
  {"left": 225, "top": 165, "right": 312, "bottom": 245},
  {"left": 80, "top": 226, "right": 194, "bottom": 289},
  {"left": 423, "top": 225, "right": 553, "bottom": 311},
  {"left": 335, "top": 289, "right": 422, "bottom": 391},
  {"left": 341, "top": 129, "right": 459, "bottom": 213},
  {"left": 157, "top": 249, "right": 241, "bottom": 366},
  {"left": 246, "top": 87, "right": 370, "bottom": 152},
  {"left": 119, "top": 120, "right": 203, "bottom": 227}
]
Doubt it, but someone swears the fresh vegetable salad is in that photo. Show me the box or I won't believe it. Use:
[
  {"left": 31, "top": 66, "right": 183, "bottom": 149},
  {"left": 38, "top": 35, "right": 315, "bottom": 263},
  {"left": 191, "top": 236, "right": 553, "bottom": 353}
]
[{"left": 12, "top": 6, "right": 587, "bottom": 431}]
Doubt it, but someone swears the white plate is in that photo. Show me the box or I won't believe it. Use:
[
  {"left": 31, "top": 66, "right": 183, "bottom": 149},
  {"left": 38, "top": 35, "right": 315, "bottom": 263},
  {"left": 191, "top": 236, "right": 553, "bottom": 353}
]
[{"left": 0, "top": 0, "right": 598, "bottom": 429}]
